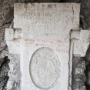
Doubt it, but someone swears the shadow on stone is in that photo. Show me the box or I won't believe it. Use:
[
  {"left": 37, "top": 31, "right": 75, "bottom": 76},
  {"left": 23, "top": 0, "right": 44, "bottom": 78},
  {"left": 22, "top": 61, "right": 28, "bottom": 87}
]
[{"left": 0, "top": 56, "right": 10, "bottom": 90}]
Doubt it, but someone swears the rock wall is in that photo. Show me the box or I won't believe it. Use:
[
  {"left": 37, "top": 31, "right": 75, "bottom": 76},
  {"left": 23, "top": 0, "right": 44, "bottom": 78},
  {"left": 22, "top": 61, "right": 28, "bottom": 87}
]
[
  {"left": 72, "top": 57, "right": 86, "bottom": 90},
  {"left": 0, "top": 0, "right": 13, "bottom": 90},
  {"left": 0, "top": 0, "right": 90, "bottom": 90},
  {"left": 0, "top": 57, "right": 9, "bottom": 90},
  {"left": 7, "top": 54, "right": 20, "bottom": 90}
]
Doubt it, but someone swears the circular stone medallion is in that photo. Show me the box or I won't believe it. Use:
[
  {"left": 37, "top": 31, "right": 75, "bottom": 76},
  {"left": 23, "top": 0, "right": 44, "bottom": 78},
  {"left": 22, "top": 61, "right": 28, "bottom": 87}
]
[{"left": 30, "top": 47, "right": 60, "bottom": 89}]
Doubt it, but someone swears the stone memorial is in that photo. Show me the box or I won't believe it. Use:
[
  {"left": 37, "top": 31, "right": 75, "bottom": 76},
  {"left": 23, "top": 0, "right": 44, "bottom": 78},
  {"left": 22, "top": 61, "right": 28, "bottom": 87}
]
[{"left": 5, "top": 3, "right": 90, "bottom": 90}]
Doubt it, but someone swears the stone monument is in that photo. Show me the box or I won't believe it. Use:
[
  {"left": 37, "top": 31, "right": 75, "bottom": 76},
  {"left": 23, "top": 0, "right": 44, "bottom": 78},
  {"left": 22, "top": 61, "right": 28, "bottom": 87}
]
[{"left": 5, "top": 3, "right": 90, "bottom": 90}]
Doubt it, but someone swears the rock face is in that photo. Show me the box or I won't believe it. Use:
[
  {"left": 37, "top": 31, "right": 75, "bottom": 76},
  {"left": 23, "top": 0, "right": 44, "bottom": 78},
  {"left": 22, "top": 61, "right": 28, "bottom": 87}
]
[
  {"left": 0, "top": 0, "right": 20, "bottom": 90},
  {"left": 72, "top": 57, "right": 86, "bottom": 90},
  {"left": 0, "top": 0, "right": 90, "bottom": 90},
  {"left": 7, "top": 54, "right": 20, "bottom": 90},
  {"left": 0, "top": 57, "right": 9, "bottom": 90},
  {"left": 0, "top": 0, "right": 13, "bottom": 90}
]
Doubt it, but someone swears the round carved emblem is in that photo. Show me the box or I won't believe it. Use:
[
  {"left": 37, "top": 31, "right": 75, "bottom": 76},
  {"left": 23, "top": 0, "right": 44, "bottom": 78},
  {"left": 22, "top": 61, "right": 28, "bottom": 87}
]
[{"left": 30, "top": 47, "right": 60, "bottom": 89}]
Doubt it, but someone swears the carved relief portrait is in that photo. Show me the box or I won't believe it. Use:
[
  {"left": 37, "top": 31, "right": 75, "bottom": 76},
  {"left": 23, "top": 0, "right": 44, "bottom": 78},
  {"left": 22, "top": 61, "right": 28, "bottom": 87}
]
[{"left": 30, "top": 47, "right": 60, "bottom": 89}]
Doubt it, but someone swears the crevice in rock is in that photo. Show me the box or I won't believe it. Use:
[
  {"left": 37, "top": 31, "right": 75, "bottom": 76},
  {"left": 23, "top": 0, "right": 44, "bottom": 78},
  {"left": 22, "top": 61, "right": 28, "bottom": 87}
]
[
  {"left": 72, "top": 56, "right": 86, "bottom": 90},
  {"left": 85, "top": 63, "right": 90, "bottom": 90},
  {"left": 72, "top": 45, "right": 90, "bottom": 90},
  {"left": 0, "top": 46, "right": 7, "bottom": 55},
  {"left": 84, "top": 45, "right": 90, "bottom": 90},
  {"left": 0, "top": 56, "right": 10, "bottom": 90},
  {"left": 80, "top": 15, "right": 85, "bottom": 29},
  {"left": 72, "top": 5, "right": 74, "bottom": 24}
]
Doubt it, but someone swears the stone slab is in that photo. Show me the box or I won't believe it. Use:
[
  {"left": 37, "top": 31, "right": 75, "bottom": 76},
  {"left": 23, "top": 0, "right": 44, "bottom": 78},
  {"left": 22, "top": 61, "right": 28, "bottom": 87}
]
[
  {"left": 13, "top": 3, "right": 80, "bottom": 90},
  {"left": 5, "top": 28, "right": 14, "bottom": 40},
  {"left": 14, "top": 3, "right": 80, "bottom": 40},
  {"left": 80, "top": 30, "right": 90, "bottom": 42},
  {"left": 5, "top": 3, "right": 90, "bottom": 90},
  {"left": 74, "top": 42, "right": 89, "bottom": 57}
]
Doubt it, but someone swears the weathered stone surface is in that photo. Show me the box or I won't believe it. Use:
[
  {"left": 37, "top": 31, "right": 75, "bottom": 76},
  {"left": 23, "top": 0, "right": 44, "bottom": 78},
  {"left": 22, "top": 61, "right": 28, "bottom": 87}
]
[
  {"left": 0, "top": 0, "right": 14, "bottom": 90},
  {"left": 74, "top": 42, "right": 89, "bottom": 57},
  {"left": 71, "top": 30, "right": 90, "bottom": 57},
  {"left": 85, "top": 45, "right": 90, "bottom": 90},
  {"left": 5, "top": 28, "right": 14, "bottom": 41},
  {"left": 5, "top": 3, "right": 90, "bottom": 90},
  {"left": 63, "top": 0, "right": 90, "bottom": 30},
  {"left": 0, "top": 57, "right": 9, "bottom": 90},
  {"left": 0, "top": 0, "right": 90, "bottom": 90},
  {"left": 85, "top": 45, "right": 90, "bottom": 61},
  {"left": 7, "top": 54, "right": 20, "bottom": 90},
  {"left": 30, "top": 47, "right": 60, "bottom": 89},
  {"left": 72, "top": 57, "right": 86, "bottom": 90},
  {"left": 5, "top": 3, "right": 89, "bottom": 90}
]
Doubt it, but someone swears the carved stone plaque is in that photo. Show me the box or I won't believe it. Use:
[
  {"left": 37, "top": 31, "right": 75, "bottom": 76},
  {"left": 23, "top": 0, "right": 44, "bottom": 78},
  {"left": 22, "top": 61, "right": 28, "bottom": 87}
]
[
  {"left": 9, "top": 3, "right": 81, "bottom": 90},
  {"left": 30, "top": 47, "right": 60, "bottom": 89},
  {"left": 5, "top": 3, "right": 90, "bottom": 90}
]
